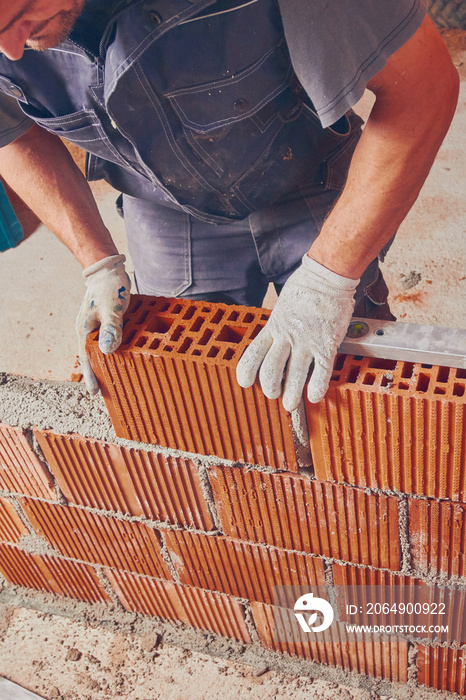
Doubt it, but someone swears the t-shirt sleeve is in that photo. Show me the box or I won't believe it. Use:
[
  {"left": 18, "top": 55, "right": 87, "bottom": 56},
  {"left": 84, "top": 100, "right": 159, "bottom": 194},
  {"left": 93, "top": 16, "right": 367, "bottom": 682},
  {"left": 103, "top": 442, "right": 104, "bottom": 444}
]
[
  {"left": 0, "top": 91, "right": 34, "bottom": 147},
  {"left": 278, "top": 0, "right": 427, "bottom": 128}
]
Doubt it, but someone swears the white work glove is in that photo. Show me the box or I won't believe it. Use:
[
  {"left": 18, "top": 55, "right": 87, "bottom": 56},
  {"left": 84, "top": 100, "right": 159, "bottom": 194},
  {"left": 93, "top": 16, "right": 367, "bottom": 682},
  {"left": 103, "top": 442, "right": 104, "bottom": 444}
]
[
  {"left": 236, "top": 254, "right": 359, "bottom": 411},
  {"left": 76, "top": 254, "right": 131, "bottom": 395}
]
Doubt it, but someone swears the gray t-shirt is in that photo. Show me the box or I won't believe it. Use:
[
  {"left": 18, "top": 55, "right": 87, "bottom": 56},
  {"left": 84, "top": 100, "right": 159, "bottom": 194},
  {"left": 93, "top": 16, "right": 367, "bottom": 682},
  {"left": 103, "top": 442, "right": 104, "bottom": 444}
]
[
  {"left": 278, "top": 0, "right": 426, "bottom": 127},
  {"left": 0, "top": 0, "right": 426, "bottom": 145}
]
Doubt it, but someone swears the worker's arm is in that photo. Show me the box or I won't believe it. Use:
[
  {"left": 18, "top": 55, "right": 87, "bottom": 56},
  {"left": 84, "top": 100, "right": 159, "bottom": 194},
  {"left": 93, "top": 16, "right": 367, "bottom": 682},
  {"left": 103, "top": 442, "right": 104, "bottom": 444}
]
[
  {"left": 0, "top": 123, "right": 117, "bottom": 266},
  {"left": 0, "top": 124, "right": 131, "bottom": 393},
  {"left": 237, "top": 16, "right": 459, "bottom": 410},
  {"left": 309, "top": 15, "right": 459, "bottom": 278}
]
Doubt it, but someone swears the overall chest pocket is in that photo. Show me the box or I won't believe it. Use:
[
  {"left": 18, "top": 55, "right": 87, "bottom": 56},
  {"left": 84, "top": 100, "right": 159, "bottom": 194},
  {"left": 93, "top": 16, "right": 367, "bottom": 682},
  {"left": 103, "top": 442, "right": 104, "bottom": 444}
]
[
  {"left": 18, "top": 106, "right": 129, "bottom": 169},
  {"left": 159, "top": 40, "right": 297, "bottom": 184},
  {"left": 165, "top": 40, "right": 291, "bottom": 133}
]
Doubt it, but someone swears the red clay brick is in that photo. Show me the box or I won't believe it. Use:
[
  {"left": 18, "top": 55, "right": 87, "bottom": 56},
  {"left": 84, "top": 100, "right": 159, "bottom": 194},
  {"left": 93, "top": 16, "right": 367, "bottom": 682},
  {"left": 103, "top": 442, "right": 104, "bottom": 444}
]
[
  {"left": 0, "top": 423, "right": 55, "bottom": 499},
  {"left": 208, "top": 467, "right": 400, "bottom": 569},
  {"left": 164, "top": 529, "right": 325, "bottom": 604},
  {"left": 409, "top": 498, "right": 466, "bottom": 579},
  {"left": 105, "top": 568, "right": 251, "bottom": 642},
  {"left": 417, "top": 645, "right": 466, "bottom": 694},
  {"left": 86, "top": 296, "right": 298, "bottom": 471},
  {"left": 333, "top": 563, "right": 465, "bottom": 645},
  {"left": 35, "top": 430, "right": 214, "bottom": 530},
  {"left": 19, "top": 498, "right": 171, "bottom": 579},
  {"left": 250, "top": 601, "right": 408, "bottom": 682},
  {"left": 307, "top": 356, "right": 466, "bottom": 501},
  {"left": 0, "top": 543, "right": 110, "bottom": 603},
  {"left": 0, "top": 497, "right": 29, "bottom": 544}
]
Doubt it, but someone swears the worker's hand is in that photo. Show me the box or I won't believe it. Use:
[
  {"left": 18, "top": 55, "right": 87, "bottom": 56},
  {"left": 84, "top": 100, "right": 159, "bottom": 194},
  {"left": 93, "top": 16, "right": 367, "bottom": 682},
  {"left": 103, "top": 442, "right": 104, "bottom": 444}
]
[
  {"left": 76, "top": 254, "right": 131, "bottom": 395},
  {"left": 236, "top": 255, "right": 359, "bottom": 411}
]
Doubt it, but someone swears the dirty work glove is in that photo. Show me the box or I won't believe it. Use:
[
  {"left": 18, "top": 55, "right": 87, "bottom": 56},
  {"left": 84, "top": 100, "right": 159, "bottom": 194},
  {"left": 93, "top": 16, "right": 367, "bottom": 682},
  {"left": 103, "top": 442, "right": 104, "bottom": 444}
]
[
  {"left": 76, "top": 254, "right": 131, "bottom": 395},
  {"left": 236, "top": 254, "right": 359, "bottom": 411}
]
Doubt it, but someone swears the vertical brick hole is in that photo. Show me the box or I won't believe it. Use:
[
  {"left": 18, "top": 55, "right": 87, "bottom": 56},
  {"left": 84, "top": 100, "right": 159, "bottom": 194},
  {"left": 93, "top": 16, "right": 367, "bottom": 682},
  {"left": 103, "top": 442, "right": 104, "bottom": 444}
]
[
  {"left": 334, "top": 355, "right": 346, "bottom": 371},
  {"left": 179, "top": 338, "right": 193, "bottom": 354},
  {"left": 169, "top": 325, "right": 185, "bottom": 342},
  {"left": 183, "top": 307, "right": 196, "bottom": 320},
  {"left": 401, "top": 362, "right": 415, "bottom": 379},
  {"left": 211, "top": 309, "right": 225, "bottom": 324},
  {"left": 137, "top": 311, "right": 149, "bottom": 324},
  {"left": 347, "top": 366, "right": 360, "bottom": 384},
  {"left": 215, "top": 326, "right": 246, "bottom": 343},
  {"left": 198, "top": 329, "right": 213, "bottom": 346},
  {"left": 367, "top": 358, "right": 397, "bottom": 371},
  {"left": 453, "top": 384, "right": 465, "bottom": 397},
  {"left": 416, "top": 374, "right": 431, "bottom": 392},
  {"left": 380, "top": 374, "right": 394, "bottom": 388},
  {"left": 250, "top": 324, "right": 264, "bottom": 340},
  {"left": 146, "top": 317, "right": 174, "bottom": 334},
  {"left": 362, "top": 373, "right": 376, "bottom": 386},
  {"left": 191, "top": 317, "right": 204, "bottom": 332},
  {"left": 122, "top": 330, "right": 137, "bottom": 346},
  {"left": 437, "top": 366, "right": 450, "bottom": 382}
]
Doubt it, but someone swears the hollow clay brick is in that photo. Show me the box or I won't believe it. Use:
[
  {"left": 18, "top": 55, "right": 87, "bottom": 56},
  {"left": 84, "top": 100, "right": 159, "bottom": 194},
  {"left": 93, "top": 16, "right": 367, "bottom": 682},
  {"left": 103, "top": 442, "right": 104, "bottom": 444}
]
[
  {"left": 35, "top": 430, "right": 214, "bottom": 530},
  {"left": 0, "top": 497, "right": 29, "bottom": 544},
  {"left": 0, "top": 423, "right": 55, "bottom": 499},
  {"left": 306, "top": 356, "right": 466, "bottom": 501},
  {"left": 0, "top": 543, "right": 111, "bottom": 603},
  {"left": 19, "top": 498, "right": 171, "bottom": 579},
  {"left": 86, "top": 296, "right": 298, "bottom": 471},
  {"left": 417, "top": 645, "right": 466, "bottom": 694},
  {"left": 105, "top": 568, "right": 251, "bottom": 642},
  {"left": 333, "top": 563, "right": 466, "bottom": 645},
  {"left": 208, "top": 467, "right": 400, "bottom": 569},
  {"left": 163, "top": 529, "right": 325, "bottom": 604},
  {"left": 409, "top": 498, "right": 466, "bottom": 580},
  {"left": 250, "top": 601, "right": 408, "bottom": 682}
]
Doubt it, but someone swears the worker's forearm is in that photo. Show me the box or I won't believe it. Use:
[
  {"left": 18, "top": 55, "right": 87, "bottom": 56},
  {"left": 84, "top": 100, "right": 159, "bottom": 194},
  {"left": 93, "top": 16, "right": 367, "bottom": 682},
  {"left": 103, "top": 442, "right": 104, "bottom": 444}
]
[
  {"left": 309, "top": 18, "right": 459, "bottom": 279},
  {"left": 0, "top": 124, "right": 117, "bottom": 267}
]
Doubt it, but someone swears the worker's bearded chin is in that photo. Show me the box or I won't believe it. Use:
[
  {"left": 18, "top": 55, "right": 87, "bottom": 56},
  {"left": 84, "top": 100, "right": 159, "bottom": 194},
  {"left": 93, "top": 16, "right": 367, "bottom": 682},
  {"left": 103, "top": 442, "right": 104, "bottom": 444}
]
[{"left": 26, "top": 2, "right": 85, "bottom": 51}]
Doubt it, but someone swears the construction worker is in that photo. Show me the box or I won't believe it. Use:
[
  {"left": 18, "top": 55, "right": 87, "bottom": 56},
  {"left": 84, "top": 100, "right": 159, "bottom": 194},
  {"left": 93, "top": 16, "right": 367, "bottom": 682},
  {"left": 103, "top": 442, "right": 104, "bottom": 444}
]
[{"left": 0, "top": 1, "right": 459, "bottom": 411}]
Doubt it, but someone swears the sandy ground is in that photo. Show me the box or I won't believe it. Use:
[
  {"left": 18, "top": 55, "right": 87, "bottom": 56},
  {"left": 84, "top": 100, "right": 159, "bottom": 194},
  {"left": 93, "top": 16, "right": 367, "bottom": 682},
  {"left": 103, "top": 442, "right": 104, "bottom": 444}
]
[{"left": 0, "top": 606, "right": 386, "bottom": 700}]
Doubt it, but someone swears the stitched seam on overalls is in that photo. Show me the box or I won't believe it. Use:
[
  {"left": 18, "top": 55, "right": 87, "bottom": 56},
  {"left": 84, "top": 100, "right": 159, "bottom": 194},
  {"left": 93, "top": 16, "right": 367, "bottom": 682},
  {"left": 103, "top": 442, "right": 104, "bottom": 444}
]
[
  {"left": 130, "top": 62, "right": 223, "bottom": 193},
  {"left": 168, "top": 61, "right": 292, "bottom": 131},
  {"left": 181, "top": 129, "right": 225, "bottom": 177},
  {"left": 105, "top": 0, "right": 216, "bottom": 97},
  {"left": 165, "top": 38, "right": 285, "bottom": 97}
]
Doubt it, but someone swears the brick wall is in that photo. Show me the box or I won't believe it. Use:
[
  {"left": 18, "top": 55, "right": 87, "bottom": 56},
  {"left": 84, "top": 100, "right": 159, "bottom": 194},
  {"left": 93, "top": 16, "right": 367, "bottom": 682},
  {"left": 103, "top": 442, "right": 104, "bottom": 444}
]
[{"left": 1, "top": 295, "right": 465, "bottom": 696}]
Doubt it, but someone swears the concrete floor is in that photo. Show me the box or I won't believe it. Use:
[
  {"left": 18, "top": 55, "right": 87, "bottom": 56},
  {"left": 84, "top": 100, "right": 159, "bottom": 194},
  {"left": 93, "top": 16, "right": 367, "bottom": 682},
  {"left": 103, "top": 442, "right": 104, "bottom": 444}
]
[{"left": 0, "top": 33, "right": 465, "bottom": 383}]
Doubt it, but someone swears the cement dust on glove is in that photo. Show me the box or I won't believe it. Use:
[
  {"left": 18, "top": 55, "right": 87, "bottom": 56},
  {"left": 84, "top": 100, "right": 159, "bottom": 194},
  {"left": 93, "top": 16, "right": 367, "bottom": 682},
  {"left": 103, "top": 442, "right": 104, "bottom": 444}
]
[
  {"left": 76, "top": 254, "right": 131, "bottom": 395},
  {"left": 236, "top": 254, "right": 359, "bottom": 412}
]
